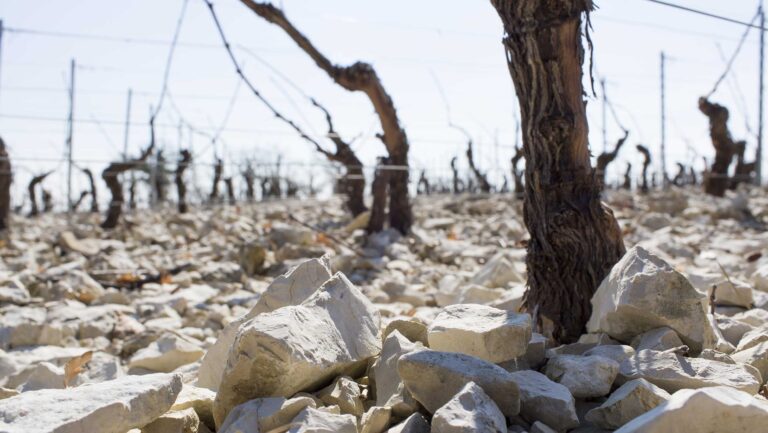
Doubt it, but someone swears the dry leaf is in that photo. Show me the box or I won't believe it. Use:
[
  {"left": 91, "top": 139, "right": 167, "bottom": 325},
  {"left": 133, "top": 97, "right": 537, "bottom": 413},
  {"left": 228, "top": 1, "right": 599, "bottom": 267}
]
[
  {"left": 316, "top": 233, "right": 333, "bottom": 247},
  {"left": 116, "top": 273, "right": 139, "bottom": 284},
  {"left": 64, "top": 351, "right": 93, "bottom": 387},
  {"left": 160, "top": 272, "right": 173, "bottom": 285}
]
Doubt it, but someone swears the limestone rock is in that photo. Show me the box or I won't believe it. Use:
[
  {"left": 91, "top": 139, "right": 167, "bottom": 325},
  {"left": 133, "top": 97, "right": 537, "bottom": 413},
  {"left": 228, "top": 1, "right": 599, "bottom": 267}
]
[
  {"left": 731, "top": 341, "right": 768, "bottom": 382},
  {"left": 141, "top": 407, "right": 200, "bottom": 433},
  {"left": 0, "top": 373, "right": 182, "bottom": 433},
  {"left": 213, "top": 273, "right": 380, "bottom": 427},
  {"left": 359, "top": 406, "right": 392, "bottom": 433},
  {"left": 735, "top": 323, "right": 768, "bottom": 352},
  {"left": 317, "top": 376, "right": 364, "bottom": 417},
  {"left": 250, "top": 256, "right": 332, "bottom": 316},
  {"left": 731, "top": 308, "right": 768, "bottom": 327},
  {"left": 529, "top": 422, "right": 557, "bottom": 433},
  {"left": 630, "top": 327, "right": 683, "bottom": 352},
  {"left": 427, "top": 304, "right": 531, "bottom": 363},
  {"left": 286, "top": 406, "right": 358, "bottom": 433},
  {"left": 371, "top": 331, "right": 424, "bottom": 417},
  {"left": 470, "top": 252, "right": 523, "bottom": 288},
  {"left": 385, "top": 413, "right": 429, "bottom": 433},
  {"left": 618, "top": 349, "right": 761, "bottom": 394},
  {"left": 381, "top": 319, "right": 428, "bottom": 346},
  {"left": 196, "top": 257, "right": 332, "bottom": 391},
  {"left": 218, "top": 396, "right": 315, "bottom": 433},
  {"left": 59, "top": 231, "right": 100, "bottom": 256},
  {"left": 431, "top": 382, "right": 506, "bottom": 433},
  {"left": 544, "top": 355, "right": 619, "bottom": 398},
  {"left": 585, "top": 379, "right": 671, "bottom": 429},
  {"left": 583, "top": 345, "right": 636, "bottom": 364},
  {"left": 616, "top": 386, "right": 768, "bottom": 433},
  {"left": 170, "top": 385, "right": 217, "bottom": 430},
  {"left": 587, "top": 246, "right": 716, "bottom": 354},
  {"left": 129, "top": 332, "right": 204, "bottom": 373},
  {"left": 509, "top": 369, "right": 579, "bottom": 431},
  {"left": 716, "top": 315, "right": 753, "bottom": 347},
  {"left": 0, "top": 280, "right": 30, "bottom": 305},
  {"left": 397, "top": 349, "right": 520, "bottom": 416}
]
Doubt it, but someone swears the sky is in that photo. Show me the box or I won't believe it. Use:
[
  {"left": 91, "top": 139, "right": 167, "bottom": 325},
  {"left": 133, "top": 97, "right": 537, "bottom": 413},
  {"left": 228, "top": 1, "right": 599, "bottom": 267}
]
[{"left": 0, "top": 0, "right": 765, "bottom": 208}]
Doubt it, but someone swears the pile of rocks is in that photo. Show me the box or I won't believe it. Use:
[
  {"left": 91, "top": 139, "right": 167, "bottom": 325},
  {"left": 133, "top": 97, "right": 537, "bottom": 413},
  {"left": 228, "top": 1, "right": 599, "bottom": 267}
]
[{"left": 0, "top": 189, "right": 767, "bottom": 432}]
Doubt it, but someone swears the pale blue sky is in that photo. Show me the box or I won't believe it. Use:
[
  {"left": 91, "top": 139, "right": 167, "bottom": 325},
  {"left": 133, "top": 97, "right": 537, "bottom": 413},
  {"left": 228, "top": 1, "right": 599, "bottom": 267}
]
[{"left": 0, "top": 0, "right": 764, "bottom": 206}]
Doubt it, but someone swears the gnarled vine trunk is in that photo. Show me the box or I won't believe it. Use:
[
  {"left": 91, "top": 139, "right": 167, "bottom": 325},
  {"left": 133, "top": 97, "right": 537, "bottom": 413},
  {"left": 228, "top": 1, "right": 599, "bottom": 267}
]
[
  {"left": 27, "top": 171, "right": 52, "bottom": 217},
  {"left": 491, "top": 0, "right": 625, "bottom": 342},
  {"left": 0, "top": 138, "right": 12, "bottom": 231},
  {"left": 450, "top": 156, "right": 463, "bottom": 194},
  {"left": 466, "top": 140, "right": 492, "bottom": 193},
  {"left": 596, "top": 130, "right": 629, "bottom": 189},
  {"left": 699, "top": 97, "right": 738, "bottom": 197},
  {"left": 102, "top": 145, "right": 153, "bottom": 229},
  {"left": 417, "top": 170, "right": 431, "bottom": 195},
  {"left": 241, "top": 0, "right": 412, "bottom": 233},
  {"left": 636, "top": 145, "right": 651, "bottom": 193},
  {"left": 366, "top": 157, "right": 389, "bottom": 234},
  {"left": 210, "top": 158, "right": 223, "bottom": 204},
  {"left": 309, "top": 100, "right": 367, "bottom": 216},
  {"left": 672, "top": 162, "right": 686, "bottom": 186},
  {"left": 224, "top": 177, "right": 236, "bottom": 204},
  {"left": 175, "top": 150, "right": 192, "bottom": 213},
  {"left": 732, "top": 140, "right": 755, "bottom": 189},
  {"left": 81, "top": 168, "right": 99, "bottom": 212},
  {"left": 622, "top": 162, "right": 632, "bottom": 190}
]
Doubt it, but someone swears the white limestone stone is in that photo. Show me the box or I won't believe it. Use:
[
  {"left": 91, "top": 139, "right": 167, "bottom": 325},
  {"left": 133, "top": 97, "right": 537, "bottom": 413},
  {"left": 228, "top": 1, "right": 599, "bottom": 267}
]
[
  {"left": 0, "top": 373, "right": 182, "bottom": 433},
  {"left": 427, "top": 304, "right": 531, "bottom": 363},
  {"left": 587, "top": 246, "right": 717, "bottom": 354},
  {"left": 213, "top": 272, "right": 380, "bottom": 427},
  {"left": 431, "top": 382, "right": 506, "bottom": 433},
  {"left": 397, "top": 349, "right": 520, "bottom": 416}
]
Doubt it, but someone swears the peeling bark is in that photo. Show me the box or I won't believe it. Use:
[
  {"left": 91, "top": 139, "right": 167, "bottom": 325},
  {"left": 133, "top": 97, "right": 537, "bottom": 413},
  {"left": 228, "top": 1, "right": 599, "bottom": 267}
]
[
  {"left": 175, "top": 150, "right": 192, "bottom": 213},
  {"left": 491, "top": 0, "right": 626, "bottom": 342},
  {"left": 596, "top": 130, "right": 629, "bottom": 188},
  {"left": 241, "top": 0, "right": 412, "bottom": 233},
  {"left": 699, "top": 97, "right": 738, "bottom": 197},
  {"left": 0, "top": 138, "right": 12, "bottom": 231},
  {"left": 366, "top": 157, "right": 390, "bottom": 234},
  {"left": 102, "top": 145, "right": 153, "bottom": 229},
  {"left": 27, "top": 171, "right": 52, "bottom": 217}
]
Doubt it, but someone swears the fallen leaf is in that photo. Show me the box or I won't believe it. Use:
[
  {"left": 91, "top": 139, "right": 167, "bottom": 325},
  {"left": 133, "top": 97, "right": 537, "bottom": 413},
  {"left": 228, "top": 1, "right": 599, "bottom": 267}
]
[
  {"left": 64, "top": 351, "right": 93, "bottom": 387},
  {"left": 116, "top": 273, "right": 140, "bottom": 284}
]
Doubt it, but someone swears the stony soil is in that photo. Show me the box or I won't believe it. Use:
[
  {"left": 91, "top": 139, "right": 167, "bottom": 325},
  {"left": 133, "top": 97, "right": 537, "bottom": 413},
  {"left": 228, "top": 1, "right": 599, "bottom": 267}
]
[{"left": 1, "top": 187, "right": 768, "bottom": 432}]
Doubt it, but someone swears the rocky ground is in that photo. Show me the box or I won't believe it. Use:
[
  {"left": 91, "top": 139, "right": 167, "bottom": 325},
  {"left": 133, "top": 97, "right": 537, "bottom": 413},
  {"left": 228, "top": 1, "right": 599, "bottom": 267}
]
[{"left": 2, "top": 187, "right": 768, "bottom": 432}]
